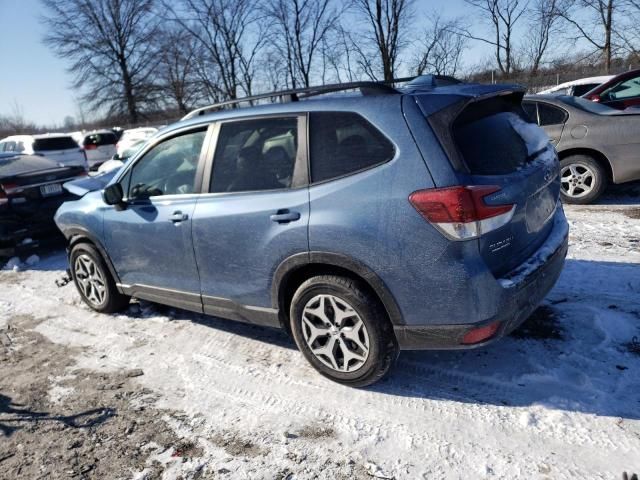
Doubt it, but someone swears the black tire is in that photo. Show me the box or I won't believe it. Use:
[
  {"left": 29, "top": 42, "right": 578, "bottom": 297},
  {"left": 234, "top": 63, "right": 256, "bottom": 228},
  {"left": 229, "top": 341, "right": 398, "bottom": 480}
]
[
  {"left": 69, "top": 243, "right": 130, "bottom": 313},
  {"left": 289, "top": 275, "right": 398, "bottom": 387},
  {"left": 559, "top": 155, "right": 607, "bottom": 204}
]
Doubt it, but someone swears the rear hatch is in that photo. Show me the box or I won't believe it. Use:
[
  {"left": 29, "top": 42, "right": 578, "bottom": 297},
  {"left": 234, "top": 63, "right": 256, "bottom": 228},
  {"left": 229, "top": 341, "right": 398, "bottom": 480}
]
[
  {"left": 33, "top": 136, "right": 87, "bottom": 168},
  {"left": 83, "top": 132, "right": 117, "bottom": 166},
  {"left": 415, "top": 87, "right": 560, "bottom": 277}
]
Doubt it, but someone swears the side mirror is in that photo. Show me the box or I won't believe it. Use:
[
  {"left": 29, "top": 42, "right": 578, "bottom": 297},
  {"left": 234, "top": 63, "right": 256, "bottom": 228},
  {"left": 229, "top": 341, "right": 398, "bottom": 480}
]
[
  {"left": 112, "top": 153, "right": 121, "bottom": 160},
  {"left": 102, "top": 183, "right": 124, "bottom": 205}
]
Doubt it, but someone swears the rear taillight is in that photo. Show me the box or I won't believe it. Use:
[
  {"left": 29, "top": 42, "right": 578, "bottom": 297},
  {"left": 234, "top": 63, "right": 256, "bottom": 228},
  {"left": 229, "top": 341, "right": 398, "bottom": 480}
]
[
  {"left": 0, "top": 183, "right": 17, "bottom": 207},
  {"left": 84, "top": 144, "right": 97, "bottom": 150},
  {"left": 409, "top": 185, "right": 515, "bottom": 240}
]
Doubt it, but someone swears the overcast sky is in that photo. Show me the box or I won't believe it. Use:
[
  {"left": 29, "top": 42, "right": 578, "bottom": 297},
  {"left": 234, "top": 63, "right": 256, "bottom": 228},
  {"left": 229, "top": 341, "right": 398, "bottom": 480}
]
[{"left": 0, "top": 0, "right": 492, "bottom": 127}]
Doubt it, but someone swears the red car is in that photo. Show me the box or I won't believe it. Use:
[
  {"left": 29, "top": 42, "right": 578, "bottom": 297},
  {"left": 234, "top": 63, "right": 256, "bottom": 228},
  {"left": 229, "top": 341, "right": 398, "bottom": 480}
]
[{"left": 582, "top": 68, "right": 640, "bottom": 110}]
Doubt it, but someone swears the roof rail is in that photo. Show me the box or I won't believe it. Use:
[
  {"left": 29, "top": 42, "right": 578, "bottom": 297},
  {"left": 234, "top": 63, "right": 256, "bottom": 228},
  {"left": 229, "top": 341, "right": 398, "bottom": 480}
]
[{"left": 181, "top": 77, "right": 418, "bottom": 120}]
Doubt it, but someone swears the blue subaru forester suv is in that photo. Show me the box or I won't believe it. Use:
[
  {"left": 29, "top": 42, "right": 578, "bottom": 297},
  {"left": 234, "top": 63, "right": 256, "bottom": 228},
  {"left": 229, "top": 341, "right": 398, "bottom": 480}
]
[{"left": 55, "top": 77, "right": 569, "bottom": 387}]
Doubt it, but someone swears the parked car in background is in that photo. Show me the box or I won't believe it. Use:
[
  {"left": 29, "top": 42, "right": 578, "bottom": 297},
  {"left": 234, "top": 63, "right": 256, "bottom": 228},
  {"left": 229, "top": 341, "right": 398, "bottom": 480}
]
[
  {"left": 72, "top": 130, "right": 118, "bottom": 170},
  {"left": 523, "top": 94, "right": 640, "bottom": 203},
  {"left": 56, "top": 77, "right": 568, "bottom": 387},
  {"left": 116, "top": 127, "right": 157, "bottom": 158},
  {"left": 538, "top": 75, "right": 613, "bottom": 97},
  {"left": 0, "top": 152, "right": 87, "bottom": 257},
  {"left": 582, "top": 68, "right": 640, "bottom": 109},
  {"left": 97, "top": 138, "right": 147, "bottom": 174},
  {"left": 0, "top": 134, "right": 88, "bottom": 169}
]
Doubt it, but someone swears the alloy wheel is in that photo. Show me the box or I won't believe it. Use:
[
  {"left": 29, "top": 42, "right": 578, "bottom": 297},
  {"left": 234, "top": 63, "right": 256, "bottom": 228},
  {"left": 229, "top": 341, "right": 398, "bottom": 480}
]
[
  {"left": 74, "top": 254, "right": 107, "bottom": 307},
  {"left": 301, "top": 294, "right": 370, "bottom": 373},
  {"left": 560, "top": 163, "right": 595, "bottom": 199}
]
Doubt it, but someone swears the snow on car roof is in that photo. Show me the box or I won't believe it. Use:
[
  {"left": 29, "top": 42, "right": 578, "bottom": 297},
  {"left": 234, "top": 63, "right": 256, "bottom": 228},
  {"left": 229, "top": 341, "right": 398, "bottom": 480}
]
[{"left": 538, "top": 75, "right": 614, "bottom": 94}]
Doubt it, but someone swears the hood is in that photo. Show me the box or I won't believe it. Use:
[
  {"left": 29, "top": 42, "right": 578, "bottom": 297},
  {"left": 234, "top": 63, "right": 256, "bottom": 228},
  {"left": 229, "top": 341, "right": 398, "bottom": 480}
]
[{"left": 63, "top": 170, "right": 118, "bottom": 197}]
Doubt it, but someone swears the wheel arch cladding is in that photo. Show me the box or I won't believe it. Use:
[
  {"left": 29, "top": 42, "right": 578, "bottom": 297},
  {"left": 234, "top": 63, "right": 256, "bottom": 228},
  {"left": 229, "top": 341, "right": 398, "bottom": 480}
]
[
  {"left": 67, "top": 228, "right": 122, "bottom": 286},
  {"left": 272, "top": 252, "right": 404, "bottom": 332}
]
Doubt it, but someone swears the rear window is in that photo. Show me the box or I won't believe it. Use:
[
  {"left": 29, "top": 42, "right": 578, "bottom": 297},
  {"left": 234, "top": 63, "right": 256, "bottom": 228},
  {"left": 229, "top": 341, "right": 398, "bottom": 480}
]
[
  {"left": 538, "top": 103, "right": 567, "bottom": 126},
  {"left": 33, "top": 137, "right": 79, "bottom": 151},
  {"left": 309, "top": 112, "right": 395, "bottom": 183},
  {"left": 84, "top": 132, "right": 117, "bottom": 147},
  {"left": 572, "top": 84, "right": 598, "bottom": 96},
  {"left": 452, "top": 97, "right": 540, "bottom": 175}
]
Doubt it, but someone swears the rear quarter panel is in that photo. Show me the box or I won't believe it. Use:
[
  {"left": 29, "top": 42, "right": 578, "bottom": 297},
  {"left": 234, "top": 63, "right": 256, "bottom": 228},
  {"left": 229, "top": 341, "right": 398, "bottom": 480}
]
[
  {"left": 557, "top": 109, "right": 640, "bottom": 183},
  {"left": 307, "top": 97, "right": 502, "bottom": 326}
]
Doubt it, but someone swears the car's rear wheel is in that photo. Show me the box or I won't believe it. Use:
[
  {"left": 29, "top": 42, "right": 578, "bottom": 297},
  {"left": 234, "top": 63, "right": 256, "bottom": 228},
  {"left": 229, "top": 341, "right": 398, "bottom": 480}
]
[
  {"left": 289, "top": 275, "right": 398, "bottom": 387},
  {"left": 70, "top": 243, "right": 129, "bottom": 313},
  {"left": 560, "top": 155, "right": 607, "bottom": 204}
]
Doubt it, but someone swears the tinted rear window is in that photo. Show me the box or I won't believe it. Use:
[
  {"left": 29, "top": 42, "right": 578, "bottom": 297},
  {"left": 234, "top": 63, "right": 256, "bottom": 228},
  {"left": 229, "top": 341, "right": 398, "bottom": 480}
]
[
  {"left": 84, "top": 132, "right": 117, "bottom": 146},
  {"left": 538, "top": 103, "right": 567, "bottom": 125},
  {"left": 572, "top": 84, "right": 598, "bottom": 96},
  {"left": 452, "top": 97, "right": 536, "bottom": 175},
  {"left": 33, "top": 137, "right": 79, "bottom": 151},
  {"left": 309, "top": 112, "right": 394, "bottom": 183}
]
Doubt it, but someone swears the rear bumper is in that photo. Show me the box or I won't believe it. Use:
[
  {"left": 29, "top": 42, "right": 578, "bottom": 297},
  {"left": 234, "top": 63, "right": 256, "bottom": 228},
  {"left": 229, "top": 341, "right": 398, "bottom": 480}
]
[{"left": 394, "top": 209, "right": 569, "bottom": 350}]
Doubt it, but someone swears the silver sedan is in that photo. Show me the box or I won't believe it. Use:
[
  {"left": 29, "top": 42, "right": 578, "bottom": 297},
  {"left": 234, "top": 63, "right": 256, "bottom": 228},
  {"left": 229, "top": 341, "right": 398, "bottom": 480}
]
[{"left": 523, "top": 95, "right": 640, "bottom": 204}]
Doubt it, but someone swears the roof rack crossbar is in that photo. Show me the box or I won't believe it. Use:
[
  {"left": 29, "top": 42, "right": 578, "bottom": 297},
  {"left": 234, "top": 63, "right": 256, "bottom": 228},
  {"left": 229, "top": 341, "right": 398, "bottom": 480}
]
[{"left": 182, "top": 77, "right": 417, "bottom": 120}]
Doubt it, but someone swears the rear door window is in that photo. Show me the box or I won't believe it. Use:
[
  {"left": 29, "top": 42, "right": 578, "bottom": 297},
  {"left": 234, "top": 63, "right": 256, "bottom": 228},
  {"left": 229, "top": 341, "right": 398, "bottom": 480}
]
[
  {"left": 537, "top": 103, "right": 567, "bottom": 126},
  {"left": 210, "top": 117, "right": 298, "bottom": 193},
  {"left": 309, "top": 112, "right": 395, "bottom": 183},
  {"left": 522, "top": 102, "right": 538, "bottom": 123},
  {"left": 33, "top": 137, "right": 79, "bottom": 151}
]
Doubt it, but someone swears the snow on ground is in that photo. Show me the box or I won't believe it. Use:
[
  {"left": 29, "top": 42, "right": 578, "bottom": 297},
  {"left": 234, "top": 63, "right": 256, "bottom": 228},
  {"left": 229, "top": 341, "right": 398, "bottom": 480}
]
[{"left": 1, "top": 200, "right": 640, "bottom": 479}]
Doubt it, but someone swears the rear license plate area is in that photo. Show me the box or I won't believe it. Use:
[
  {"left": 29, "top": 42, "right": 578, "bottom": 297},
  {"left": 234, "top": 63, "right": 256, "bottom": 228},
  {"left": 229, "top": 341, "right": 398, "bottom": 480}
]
[
  {"left": 40, "top": 183, "right": 63, "bottom": 197},
  {"left": 525, "top": 188, "right": 555, "bottom": 233}
]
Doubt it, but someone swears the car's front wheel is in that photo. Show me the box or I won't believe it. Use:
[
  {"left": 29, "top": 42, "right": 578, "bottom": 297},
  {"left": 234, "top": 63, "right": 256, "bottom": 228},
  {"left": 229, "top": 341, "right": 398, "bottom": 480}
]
[
  {"left": 559, "top": 155, "right": 607, "bottom": 204},
  {"left": 70, "top": 243, "right": 130, "bottom": 313},
  {"left": 289, "top": 275, "right": 398, "bottom": 387}
]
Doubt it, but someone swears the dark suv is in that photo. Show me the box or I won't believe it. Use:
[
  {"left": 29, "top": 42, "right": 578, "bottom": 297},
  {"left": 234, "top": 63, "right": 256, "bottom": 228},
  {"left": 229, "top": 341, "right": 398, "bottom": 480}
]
[{"left": 55, "top": 77, "right": 569, "bottom": 386}]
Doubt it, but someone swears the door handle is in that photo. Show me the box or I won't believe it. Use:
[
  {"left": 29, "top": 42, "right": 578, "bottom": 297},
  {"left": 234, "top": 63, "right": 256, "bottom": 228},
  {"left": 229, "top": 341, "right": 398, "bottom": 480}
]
[
  {"left": 169, "top": 211, "right": 189, "bottom": 223},
  {"left": 270, "top": 209, "right": 301, "bottom": 224}
]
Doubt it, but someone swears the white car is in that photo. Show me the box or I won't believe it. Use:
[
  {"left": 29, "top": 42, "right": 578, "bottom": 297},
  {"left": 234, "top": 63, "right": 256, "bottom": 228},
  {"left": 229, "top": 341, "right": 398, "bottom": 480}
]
[
  {"left": 0, "top": 134, "right": 88, "bottom": 169},
  {"left": 116, "top": 127, "right": 157, "bottom": 157},
  {"left": 97, "top": 138, "right": 147, "bottom": 174},
  {"left": 72, "top": 130, "right": 118, "bottom": 170},
  {"left": 537, "top": 75, "right": 614, "bottom": 97}
]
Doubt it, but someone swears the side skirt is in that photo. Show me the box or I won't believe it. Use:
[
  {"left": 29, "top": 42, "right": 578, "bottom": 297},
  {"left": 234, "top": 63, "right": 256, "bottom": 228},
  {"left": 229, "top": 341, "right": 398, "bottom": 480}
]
[{"left": 117, "top": 283, "right": 280, "bottom": 328}]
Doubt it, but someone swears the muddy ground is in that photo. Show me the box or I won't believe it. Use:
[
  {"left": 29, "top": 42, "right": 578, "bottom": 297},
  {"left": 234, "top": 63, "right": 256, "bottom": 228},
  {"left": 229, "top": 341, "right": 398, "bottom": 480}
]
[{"left": 0, "top": 315, "right": 198, "bottom": 480}]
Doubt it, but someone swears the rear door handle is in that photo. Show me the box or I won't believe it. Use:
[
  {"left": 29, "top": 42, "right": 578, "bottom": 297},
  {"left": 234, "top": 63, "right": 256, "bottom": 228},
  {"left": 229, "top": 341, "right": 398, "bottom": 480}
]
[
  {"left": 169, "top": 211, "right": 189, "bottom": 223},
  {"left": 270, "top": 209, "right": 301, "bottom": 224}
]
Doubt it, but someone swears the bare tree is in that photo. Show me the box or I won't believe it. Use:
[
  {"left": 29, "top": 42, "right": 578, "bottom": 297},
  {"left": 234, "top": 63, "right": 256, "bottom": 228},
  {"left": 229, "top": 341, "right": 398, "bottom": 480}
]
[
  {"left": 456, "top": 0, "right": 528, "bottom": 75},
  {"left": 524, "top": 0, "right": 561, "bottom": 75},
  {"left": 352, "top": 0, "right": 415, "bottom": 81},
  {"left": 156, "top": 29, "right": 204, "bottom": 115},
  {"left": 165, "top": 0, "right": 265, "bottom": 101},
  {"left": 264, "top": 0, "right": 343, "bottom": 88},
  {"left": 413, "top": 15, "right": 467, "bottom": 76},
  {"left": 615, "top": 0, "right": 640, "bottom": 59},
  {"left": 41, "top": 0, "right": 160, "bottom": 124},
  {"left": 557, "top": 0, "right": 622, "bottom": 73},
  {"left": 324, "top": 25, "right": 362, "bottom": 83}
]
